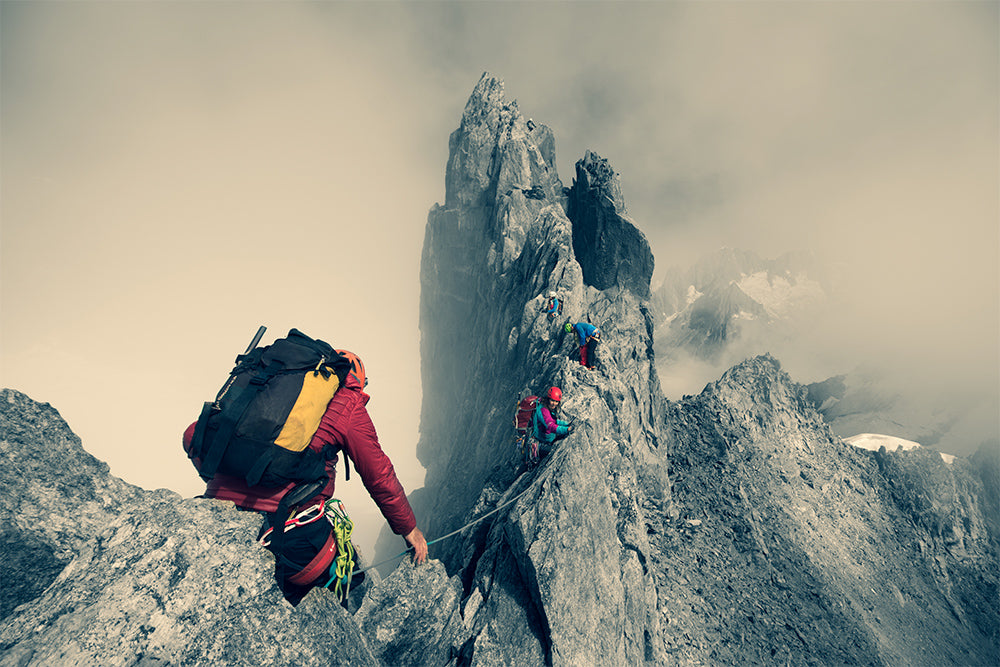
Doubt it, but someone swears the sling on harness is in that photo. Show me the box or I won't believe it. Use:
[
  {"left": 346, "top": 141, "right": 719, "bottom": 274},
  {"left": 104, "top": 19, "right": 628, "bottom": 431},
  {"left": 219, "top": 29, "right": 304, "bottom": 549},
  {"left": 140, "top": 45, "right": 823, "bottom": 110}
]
[{"left": 321, "top": 499, "right": 357, "bottom": 601}]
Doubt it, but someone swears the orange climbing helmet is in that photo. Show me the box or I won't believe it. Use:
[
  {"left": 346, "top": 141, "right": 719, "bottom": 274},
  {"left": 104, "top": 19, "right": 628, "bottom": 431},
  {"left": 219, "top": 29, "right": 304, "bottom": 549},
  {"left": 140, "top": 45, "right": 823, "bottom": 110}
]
[{"left": 336, "top": 349, "right": 367, "bottom": 388}]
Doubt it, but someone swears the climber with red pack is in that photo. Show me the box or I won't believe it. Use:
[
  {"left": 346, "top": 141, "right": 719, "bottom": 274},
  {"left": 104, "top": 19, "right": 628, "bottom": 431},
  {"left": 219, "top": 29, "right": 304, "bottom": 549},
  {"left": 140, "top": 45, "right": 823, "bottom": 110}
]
[
  {"left": 532, "top": 386, "right": 573, "bottom": 459},
  {"left": 184, "top": 328, "right": 427, "bottom": 606},
  {"left": 565, "top": 321, "right": 601, "bottom": 370}
]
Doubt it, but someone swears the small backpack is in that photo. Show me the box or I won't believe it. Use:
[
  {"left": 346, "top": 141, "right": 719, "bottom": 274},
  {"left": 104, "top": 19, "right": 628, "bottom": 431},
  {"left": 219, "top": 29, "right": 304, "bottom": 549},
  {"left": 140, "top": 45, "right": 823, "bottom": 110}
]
[
  {"left": 514, "top": 395, "right": 541, "bottom": 466},
  {"left": 514, "top": 395, "right": 539, "bottom": 434},
  {"left": 187, "top": 327, "right": 352, "bottom": 488}
]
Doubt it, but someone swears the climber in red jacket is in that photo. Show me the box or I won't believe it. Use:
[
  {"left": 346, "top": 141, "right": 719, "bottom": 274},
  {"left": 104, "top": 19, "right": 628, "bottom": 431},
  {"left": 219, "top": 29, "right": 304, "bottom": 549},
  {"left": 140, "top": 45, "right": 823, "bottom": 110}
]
[
  {"left": 184, "top": 371, "right": 425, "bottom": 552},
  {"left": 183, "top": 355, "right": 427, "bottom": 604}
]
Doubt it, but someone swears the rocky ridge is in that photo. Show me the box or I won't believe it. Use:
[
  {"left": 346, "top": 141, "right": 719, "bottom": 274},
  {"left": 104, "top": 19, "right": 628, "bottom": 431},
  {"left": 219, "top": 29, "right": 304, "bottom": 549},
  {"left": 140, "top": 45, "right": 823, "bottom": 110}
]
[
  {"left": 1, "top": 73, "right": 997, "bottom": 666},
  {"left": 0, "top": 389, "right": 379, "bottom": 666},
  {"left": 659, "top": 356, "right": 997, "bottom": 665},
  {"left": 411, "top": 73, "right": 997, "bottom": 665}
]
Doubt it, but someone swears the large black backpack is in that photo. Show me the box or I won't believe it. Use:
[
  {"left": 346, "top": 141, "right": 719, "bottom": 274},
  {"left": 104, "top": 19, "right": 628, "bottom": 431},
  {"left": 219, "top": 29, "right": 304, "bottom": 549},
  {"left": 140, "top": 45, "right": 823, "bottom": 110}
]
[
  {"left": 188, "top": 327, "right": 352, "bottom": 489},
  {"left": 187, "top": 327, "right": 358, "bottom": 605}
]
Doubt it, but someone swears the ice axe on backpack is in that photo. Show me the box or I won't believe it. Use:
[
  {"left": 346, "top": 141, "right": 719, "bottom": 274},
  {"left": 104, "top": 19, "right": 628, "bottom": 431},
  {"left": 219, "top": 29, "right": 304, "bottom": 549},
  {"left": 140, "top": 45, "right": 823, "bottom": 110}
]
[
  {"left": 210, "top": 325, "right": 268, "bottom": 412},
  {"left": 245, "top": 325, "right": 267, "bottom": 354}
]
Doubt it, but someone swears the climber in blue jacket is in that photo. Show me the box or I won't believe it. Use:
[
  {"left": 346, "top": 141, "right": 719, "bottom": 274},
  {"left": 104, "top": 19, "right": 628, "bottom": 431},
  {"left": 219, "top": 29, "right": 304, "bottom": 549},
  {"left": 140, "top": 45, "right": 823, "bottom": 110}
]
[
  {"left": 543, "top": 291, "right": 563, "bottom": 319},
  {"left": 565, "top": 322, "right": 601, "bottom": 369}
]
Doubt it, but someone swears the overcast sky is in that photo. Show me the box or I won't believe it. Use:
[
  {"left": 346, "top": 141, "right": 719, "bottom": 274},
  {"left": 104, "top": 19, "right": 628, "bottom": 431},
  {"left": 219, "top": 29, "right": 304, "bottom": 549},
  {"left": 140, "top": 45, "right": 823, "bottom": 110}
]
[{"left": 3, "top": 1, "right": 997, "bottom": 555}]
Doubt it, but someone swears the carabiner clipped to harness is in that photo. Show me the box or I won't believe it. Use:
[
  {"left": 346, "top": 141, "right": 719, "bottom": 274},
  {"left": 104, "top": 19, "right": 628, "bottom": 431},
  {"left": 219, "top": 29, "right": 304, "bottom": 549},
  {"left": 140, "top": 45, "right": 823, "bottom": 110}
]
[{"left": 258, "top": 500, "right": 327, "bottom": 548}]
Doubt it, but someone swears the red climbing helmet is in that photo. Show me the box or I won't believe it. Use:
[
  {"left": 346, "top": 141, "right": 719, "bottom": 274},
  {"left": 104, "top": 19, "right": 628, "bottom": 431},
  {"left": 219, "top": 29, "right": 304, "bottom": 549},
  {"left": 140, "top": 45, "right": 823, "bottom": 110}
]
[
  {"left": 336, "top": 349, "right": 367, "bottom": 388},
  {"left": 547, "top": 386, "right": 562, "bottom": 402}
]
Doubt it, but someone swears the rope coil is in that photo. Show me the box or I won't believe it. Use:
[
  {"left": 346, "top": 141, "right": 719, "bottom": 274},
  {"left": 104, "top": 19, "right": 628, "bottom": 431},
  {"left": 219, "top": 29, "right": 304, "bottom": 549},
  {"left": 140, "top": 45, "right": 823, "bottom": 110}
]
[{"left": 322, "top": 499, "right": 356, "bottom": 600}]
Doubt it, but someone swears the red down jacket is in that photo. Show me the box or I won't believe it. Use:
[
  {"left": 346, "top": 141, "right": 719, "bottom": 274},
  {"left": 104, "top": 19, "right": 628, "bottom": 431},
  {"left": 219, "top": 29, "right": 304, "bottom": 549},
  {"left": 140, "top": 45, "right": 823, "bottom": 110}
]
[{"left": 183, "top": 373, "right": 417, "bottom": 537}]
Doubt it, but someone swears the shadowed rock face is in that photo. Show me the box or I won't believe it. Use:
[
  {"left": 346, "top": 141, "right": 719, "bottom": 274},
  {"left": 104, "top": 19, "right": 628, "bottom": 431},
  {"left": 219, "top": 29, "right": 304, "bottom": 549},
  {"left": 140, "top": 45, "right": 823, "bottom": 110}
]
[
  {"left": 416, "top": 73, "right": 668, "bottom": 663},
  {"left": 1, "top": 73, "right": 997, "bottom": 666},
  {"left": 566, "top": 150, "right": 654, "bottom": 299}
]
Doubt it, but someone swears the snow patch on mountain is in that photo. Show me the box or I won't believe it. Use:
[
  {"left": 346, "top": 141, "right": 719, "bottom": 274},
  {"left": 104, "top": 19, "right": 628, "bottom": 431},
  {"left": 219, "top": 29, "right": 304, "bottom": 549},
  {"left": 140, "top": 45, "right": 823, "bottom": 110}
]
[
  {"left": 652, "top": 249, "right": 829, "bottom": 366},
  {"left": 845, "top": 432, "right": 957, "bottom": 464},
  {"left": 735, "top": 270, "right": 826, "bottom": 318},
  {"left": 661, "top": 285, "right": 704, "bottom": 327}
]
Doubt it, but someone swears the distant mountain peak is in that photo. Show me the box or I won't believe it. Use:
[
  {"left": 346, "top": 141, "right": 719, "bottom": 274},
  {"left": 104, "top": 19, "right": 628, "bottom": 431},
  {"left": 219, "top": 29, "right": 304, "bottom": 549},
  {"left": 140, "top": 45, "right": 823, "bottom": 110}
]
[{"left": 653, "top": 247, "right": 827, "bottom": 361}]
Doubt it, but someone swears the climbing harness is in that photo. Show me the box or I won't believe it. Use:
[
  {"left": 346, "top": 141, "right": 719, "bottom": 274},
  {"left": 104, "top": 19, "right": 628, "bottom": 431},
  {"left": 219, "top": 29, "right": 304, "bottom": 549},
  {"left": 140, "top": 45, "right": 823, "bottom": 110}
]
[
  {"left": 257, "top": 497, "right": 358, "bottom": 602},
  {"left": 516, "top": 430, "right": 540, "bottom": 468},
  {"left": 526, "top": 433, "right": 539, "bottom": 465}
]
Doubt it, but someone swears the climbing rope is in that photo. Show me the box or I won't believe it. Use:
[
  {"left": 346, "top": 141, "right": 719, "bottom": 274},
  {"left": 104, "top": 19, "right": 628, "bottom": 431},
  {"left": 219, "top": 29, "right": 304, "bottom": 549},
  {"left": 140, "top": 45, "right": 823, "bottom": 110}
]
[
  {"left": 354, "top": 481, "right": 536, "bottom": 576},
  {"left": 321, "top": 498, "right": 356, "bottom": 600}
]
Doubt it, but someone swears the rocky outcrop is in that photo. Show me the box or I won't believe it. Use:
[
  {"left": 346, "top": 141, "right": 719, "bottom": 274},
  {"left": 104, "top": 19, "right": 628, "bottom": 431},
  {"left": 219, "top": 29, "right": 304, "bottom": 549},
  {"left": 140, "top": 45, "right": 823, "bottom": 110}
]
[
  {"left": 415, "top": 73, "right": 666, "bottom": 663},
  {"left": 0, "top": 389, "right": 141, "bottom": 620},
  {"left": 413, "top": 73, "right": 997, "bottom": 665},
  {"left": 661, "top": 355, "right": 997, "bottom": 665},
  {"left": 0, "top": 389, "right": 381, "bottom": 666},
  {"left": 354, "top": 561, "right": 465, "bottom": 665},
  {"left": 566, "top": 150, "right": 654, "bottom": 298}
]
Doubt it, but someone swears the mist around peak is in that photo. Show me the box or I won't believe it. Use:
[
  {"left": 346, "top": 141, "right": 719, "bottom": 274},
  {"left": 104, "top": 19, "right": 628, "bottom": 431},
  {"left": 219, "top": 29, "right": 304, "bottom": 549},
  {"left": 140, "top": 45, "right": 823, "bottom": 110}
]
[{"left": 652, "top": 247, "right": 999, "bottom": 459}]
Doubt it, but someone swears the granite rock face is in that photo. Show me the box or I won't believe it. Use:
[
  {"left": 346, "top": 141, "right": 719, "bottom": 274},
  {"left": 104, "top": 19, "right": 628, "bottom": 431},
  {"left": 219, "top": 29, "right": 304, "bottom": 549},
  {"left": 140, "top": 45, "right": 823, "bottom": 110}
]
[
  {"left": 660, "top": 356, "right": 998, "bottom": 665},
  {"left": 412, "top": 73, "right": 997, "bottom": 665},
  {"left": 416, "top": 73, "right": 665, "bottom": 663}
]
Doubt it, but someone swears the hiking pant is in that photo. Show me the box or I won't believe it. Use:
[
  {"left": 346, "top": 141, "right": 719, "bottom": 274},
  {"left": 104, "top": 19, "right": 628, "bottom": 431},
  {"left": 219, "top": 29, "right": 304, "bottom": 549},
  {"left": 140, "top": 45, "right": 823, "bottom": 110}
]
[{"left": 582, "top": 338, "right": 599, "bottom": 368}]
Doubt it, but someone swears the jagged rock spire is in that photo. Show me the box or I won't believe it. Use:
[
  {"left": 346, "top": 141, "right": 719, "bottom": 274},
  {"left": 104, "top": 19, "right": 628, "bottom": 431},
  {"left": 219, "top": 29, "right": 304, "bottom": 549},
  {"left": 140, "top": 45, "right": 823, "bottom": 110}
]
[
  {"left": 417, "top": 74, "right": 669, "bottom": 664},
  {"left": 444, "top": 73, "right": 562, "bottom": 213},
  {"left": 567, "top": 150, "right": 654, "bottom": 298}
]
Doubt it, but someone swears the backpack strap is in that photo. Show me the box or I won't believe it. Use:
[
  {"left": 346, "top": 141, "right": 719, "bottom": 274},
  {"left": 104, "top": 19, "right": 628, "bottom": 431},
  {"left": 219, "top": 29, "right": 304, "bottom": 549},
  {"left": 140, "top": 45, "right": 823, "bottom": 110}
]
[
  {"left": 188, "top": 401, "right": 215, "bottom": 480},
  {"left": 198, "top": 359, "right": 285, "bottom": 480}
]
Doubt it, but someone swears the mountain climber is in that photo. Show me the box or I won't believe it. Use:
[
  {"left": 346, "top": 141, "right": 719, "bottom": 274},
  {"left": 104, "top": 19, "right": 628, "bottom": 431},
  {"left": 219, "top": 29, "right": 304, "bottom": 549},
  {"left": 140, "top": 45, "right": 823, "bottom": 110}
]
[
  {"left": 183, "top": 350, "right": 427, "bottom": 604},
  {"left": 523, "top": 185, "right": 546, "bottom": 200},
  {"left": 566, "top": 321, "right": 601, "bottom": 370},
  {"left": 543, "top": 291, "right": 563, "bottom": 319},
  {"left": 532, "top": 386, "right": 573, "bottom": 459}
]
